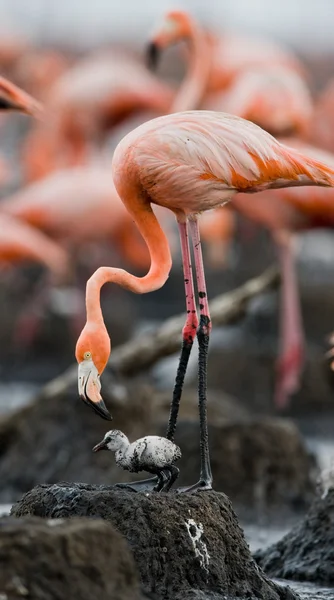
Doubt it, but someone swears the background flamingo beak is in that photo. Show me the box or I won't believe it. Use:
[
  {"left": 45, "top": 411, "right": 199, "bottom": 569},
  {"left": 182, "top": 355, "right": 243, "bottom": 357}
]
[
  {"left": 146, "top": 42, "right": 160, "bottom": 70},
  {"left": 0, "top": 77, "right": 43, "bottom": 117},
  {"left": 78, "top": 361, "right": 112, "bottom": 420}
]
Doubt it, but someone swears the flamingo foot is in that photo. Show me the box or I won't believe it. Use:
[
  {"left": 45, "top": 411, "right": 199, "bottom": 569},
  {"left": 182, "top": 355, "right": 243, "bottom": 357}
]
[
  {"left": 115, "top": 476, "right": 159, "bottom": 493},
  {"left": 177, "top": 479, "right": 213, "bottom": 494},
  {"left": 115, "top": 466, "right": 180, "bottom": 493},
  {"left": 274, "top": 343, "right": 304, "bottom": 410}
]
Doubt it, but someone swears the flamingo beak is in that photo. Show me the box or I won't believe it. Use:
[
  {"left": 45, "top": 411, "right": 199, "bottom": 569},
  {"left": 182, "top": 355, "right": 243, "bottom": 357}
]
[
  {"left": 92, "top": 439, "right": 108, "bottom": 452},
  {"left": 0, "top": 77, "right": 43, "bottom": 117},
  {"left": 146, "top": 42, "right": 160, "bottom": 70},
  {"left": 78, "top": 360, "right": 112, "bottom": 421}
]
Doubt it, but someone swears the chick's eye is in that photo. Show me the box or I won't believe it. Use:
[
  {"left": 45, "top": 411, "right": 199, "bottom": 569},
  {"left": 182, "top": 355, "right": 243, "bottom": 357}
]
[{"left": 84, "top": 351, "right": 92, "bottom": 360}]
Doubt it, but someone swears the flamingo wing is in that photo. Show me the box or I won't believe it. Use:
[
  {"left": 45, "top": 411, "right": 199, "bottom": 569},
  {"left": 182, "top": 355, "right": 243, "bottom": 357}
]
[{"left": 114, "top": 111, "right": 334, "bottom": 215}]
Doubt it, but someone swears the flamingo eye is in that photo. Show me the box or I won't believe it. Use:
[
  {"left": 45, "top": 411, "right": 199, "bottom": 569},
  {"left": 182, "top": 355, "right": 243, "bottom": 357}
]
[{"left": 84, "top": 351, "right": 92, "bottom": 360}]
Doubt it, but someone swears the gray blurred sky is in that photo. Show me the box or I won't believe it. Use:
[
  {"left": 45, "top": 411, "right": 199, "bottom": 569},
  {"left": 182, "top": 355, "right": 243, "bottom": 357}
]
[{"left": 0, "top": 0, "right": 332, "bottom": 53}]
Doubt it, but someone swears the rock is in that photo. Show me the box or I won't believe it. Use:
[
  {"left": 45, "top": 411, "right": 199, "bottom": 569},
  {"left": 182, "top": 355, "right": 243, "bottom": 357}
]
[
  {"left": 160, "top": 418, "right": 317, "bottom": 520},
  {"left": 254, "top": 487, "right": 334, "bottom": 585},
  {"left": 0, "top": 515, "right": 142, "bottom": 600},
  {"left": 0, "top": 375, "right": 155, "bottom": 503},
  {"left": 11, "top": 483, "right": 298, "bottom": 600}
]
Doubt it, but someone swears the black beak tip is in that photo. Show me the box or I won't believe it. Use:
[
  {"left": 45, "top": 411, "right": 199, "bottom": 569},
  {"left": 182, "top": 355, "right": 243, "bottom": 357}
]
[
  {"left": 146, "top": 42, "right": 159, "bottom": 70},
  {"left": 0, "top": 98, "right": 17, "bottom": 111},
  {"left": 80, "top": 395, "right": 113, "bottom": 421}
]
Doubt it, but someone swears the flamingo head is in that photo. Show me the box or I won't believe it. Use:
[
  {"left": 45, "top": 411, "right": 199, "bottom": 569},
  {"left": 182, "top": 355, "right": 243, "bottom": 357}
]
[
  {"left": 147, "top": 10, "right": 192, "bottom": 69},
  {"left": 0, "top": 76, "right": 42, "bottom": 117},
  {"left": 75, "top": 322, "right": 112, "bottom": 421}
]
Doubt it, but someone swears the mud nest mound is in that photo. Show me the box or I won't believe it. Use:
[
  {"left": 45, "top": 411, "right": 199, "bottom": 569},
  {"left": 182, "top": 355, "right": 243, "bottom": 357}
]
[{"left": 11, "top": 482, "right": 298, "bottom": 600}]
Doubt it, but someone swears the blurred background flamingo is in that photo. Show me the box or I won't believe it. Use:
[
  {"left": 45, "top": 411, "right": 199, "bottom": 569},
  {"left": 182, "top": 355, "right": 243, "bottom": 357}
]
[{"left": 0, "top": 0, "right": 334, "bottom": 411}]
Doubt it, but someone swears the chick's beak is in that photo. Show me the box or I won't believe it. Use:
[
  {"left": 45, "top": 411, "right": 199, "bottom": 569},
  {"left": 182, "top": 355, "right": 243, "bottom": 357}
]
[
  {"left": 92, "top": 439, "right": 108, "bottom": 452},
  {"left": 78, "top": 359, "right": 112, "bottom": 421}
]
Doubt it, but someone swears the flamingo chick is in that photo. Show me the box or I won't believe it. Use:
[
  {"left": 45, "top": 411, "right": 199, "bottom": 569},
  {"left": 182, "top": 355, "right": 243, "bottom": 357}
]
[
  {"left": 76, "top": 110, "right": 334, "bottom": 493},
  {"left": 93, "top": 430, "right": 181, "bottom": 492}
]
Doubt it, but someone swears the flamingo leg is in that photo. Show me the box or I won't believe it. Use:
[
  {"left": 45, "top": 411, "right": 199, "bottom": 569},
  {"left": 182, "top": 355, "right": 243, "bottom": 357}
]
[
  {"left": 115, "top": 222, "right": 198, "bottom": 494},
  {"left": 166, "top": 220, "right": 198, "bottom": 441},
  {"left": 179, "top": 217, "right": 213, "bottom": 492},
  {"left": 274, "top": 231, "right": 305, "bottom": 409}
]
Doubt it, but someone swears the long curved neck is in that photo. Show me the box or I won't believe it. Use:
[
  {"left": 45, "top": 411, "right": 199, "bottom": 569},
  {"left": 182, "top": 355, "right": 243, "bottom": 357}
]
[
  {"left": 171, "top": 19, "right": 212, "bottom": 112},
  {"left": 86, "top": 192, "right": 172, "bottom": 323}
]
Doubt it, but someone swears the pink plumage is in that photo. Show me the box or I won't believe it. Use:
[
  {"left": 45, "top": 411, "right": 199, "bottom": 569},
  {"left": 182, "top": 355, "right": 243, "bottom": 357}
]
[{"left": 112, "top": 110, "right": 334, "bottom": 217}]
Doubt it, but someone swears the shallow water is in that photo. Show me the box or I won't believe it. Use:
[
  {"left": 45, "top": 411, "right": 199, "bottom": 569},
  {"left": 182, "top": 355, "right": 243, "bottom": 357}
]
[{"left": 274, "top": 580, "right": 334, "bottom": 599}]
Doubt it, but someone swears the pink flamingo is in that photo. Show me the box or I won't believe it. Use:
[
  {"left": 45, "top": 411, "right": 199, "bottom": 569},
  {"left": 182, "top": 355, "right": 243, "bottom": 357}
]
[
  {"left": 148, "top": 10, "right": 305, "bottom": 101},
  {"left": 148, "top": 11, "right": 311, "bottom": 139},
  {"left": 75, "top": 110, "right": 334, "bottom": 491},
  {"left": 147, "top": 13, "right": 315, "bottom": 408}
]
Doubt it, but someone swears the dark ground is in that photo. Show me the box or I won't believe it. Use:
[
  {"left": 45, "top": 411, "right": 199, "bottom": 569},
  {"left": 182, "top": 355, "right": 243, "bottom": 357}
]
[
  {"left": 0, "top": 515, "right": 143, "bottom": 600},
  {"left": 10, "top": 483, "right": 299, "bottom": 600}
]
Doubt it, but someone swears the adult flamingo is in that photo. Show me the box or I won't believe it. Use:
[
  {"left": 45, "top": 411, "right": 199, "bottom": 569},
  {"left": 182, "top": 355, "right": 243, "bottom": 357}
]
[
  {"left": 148, "top": 12, "right": 313, "bottom": 408},
  {"left": 76, "top": 110, "right": 334, "bottom": 491},
  {"left": 148, "top": 11, "right": 311, "bottom": 139},
  {"left": 148, "top": 10, "right": 305, "bottom": 100}
]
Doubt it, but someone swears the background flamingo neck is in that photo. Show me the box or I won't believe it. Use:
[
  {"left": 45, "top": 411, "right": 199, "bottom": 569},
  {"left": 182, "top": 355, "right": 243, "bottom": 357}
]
[
  {"left": 86, "top": 202, "right": 172, "bottom": 323},
  {"left": 171, "top": 20, "right": 211, "bottom": 112}
]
